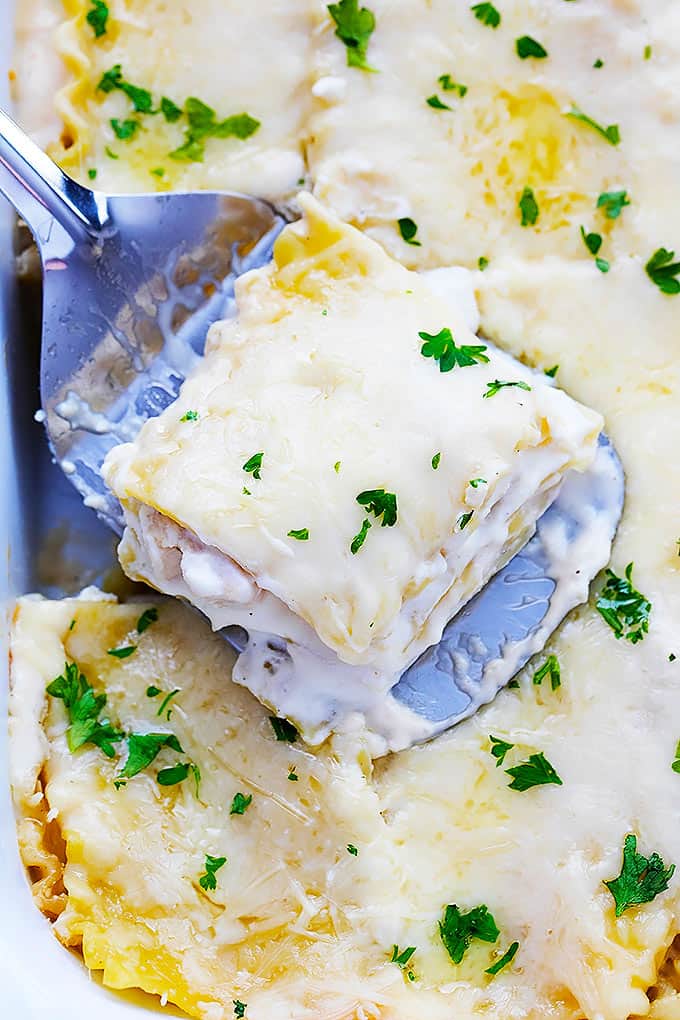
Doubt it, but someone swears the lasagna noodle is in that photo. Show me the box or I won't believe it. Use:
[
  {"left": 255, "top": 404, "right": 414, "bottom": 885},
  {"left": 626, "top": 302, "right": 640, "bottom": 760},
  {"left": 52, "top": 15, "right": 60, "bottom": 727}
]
[{"left": 102, "top": 196, "right": 601, "bottom": 695}]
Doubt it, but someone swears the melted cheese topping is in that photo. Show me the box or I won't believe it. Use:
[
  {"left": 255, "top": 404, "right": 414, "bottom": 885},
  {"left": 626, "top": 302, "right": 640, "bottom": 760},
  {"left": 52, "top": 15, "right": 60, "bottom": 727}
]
[{"left": 102, "top": 196, "right": 600, "bottom": 712}]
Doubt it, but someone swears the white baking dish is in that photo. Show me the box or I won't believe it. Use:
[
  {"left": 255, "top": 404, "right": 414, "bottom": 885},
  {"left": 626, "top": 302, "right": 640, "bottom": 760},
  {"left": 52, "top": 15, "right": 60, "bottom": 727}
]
[{"left": 0, "top": 5, "right": 169, "bottom": 1015}]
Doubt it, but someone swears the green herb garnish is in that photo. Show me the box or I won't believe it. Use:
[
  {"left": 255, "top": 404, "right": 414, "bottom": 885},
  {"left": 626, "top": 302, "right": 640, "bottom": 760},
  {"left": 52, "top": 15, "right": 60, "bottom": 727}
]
[
  {"left": 645, "top": 248, "right": 680, "bottom": 296},
  {"left": 288, "top": 528, "right": 310, "bottom": 541},
  {"left": 595, "top": 562, "right": 651, "bottom": 642},
  {"left": 136, "top": 607, "right": 158, "bottom": 634},
  {"left": 516, "top": 36, "right": 548, "bottom": 59},
  {"left": 478, "top": 256, "right": 489, "bottom": 271},
  {"left": 269, "top": 716, "right": 299, "bottom": 742},
  {"left": 483, "top": 379, "right": 531, "bottom": 398},
  {"left": 672, "top": 740, "right": 680, "bottom": 774},
  {"left": 351, "top": 518, "right": 371, "bottom": 553},
  {"left": 519, "top": 186, "right": 539, "bottom": 226},
  {"left": 170, "top": 97, "right": 260, "bottom": 162},
  {"left": 357, "top": 488, "right": 398, "bottom": 527},
  {"left": 398, "top": 217, "right": 421, "bottom": 246},
  {"left": 233, "top": 1003, "right": 246, "bottom": 1019},
  {"left": 327, "top": 0, "right": 376, "bottom": 71},
  {"left": 160, "top": 96, "right": 183, "bottom": 123},
  {"left": 426, "top": 94, "right": 452, "bottom": 111},
  {"left": 230, "top": 792, "right": 253, "bottom": 815},
  {"left": 580, "top": 226, "right": 603, "bottom": 256},
  {"left": 157, "top": 761, "right": 201, "bottom": 795},
  {"left": 486, "top": 941, "right": 519, "bottom": 975},
  {"left": 489, "top": 734, "right": 514, "bottom": 767},
  {"left": 391, "top": 945, "right": 416, "bottom": 968},
  {"left": 243, "top": 452, "right": 264, "bottom": 479},
  {"left": 46, "top": 662, "right": 123, "bottom": 757},
  {"left": 469, "top": 477, "right": 486, "bottom": 487},
  {"left": 457, "top": 511, "right": 473, "bottom": 530},
  {"left": 544, "top": 364, "right": 559, "bottom": 377},
  {"left": 288, "top": 768, "right": 298, "bottom": 781},
  {"left": 199, "top": 853, "right": 227, "bottom": 892},
  {"left": 419, "top": 328, "right": 489, "bottom": 373},
  {"left": 347, "top": 843, "right": 359, "bottom": 855},
  {"left": 110, "top": 118, "right": 138, "bottom": 141},
  {"left": 432, "top": 452, "right": 441, "bottom": 470},
  {"left": 604, "top": 834, "right": 674, "bottom": 916},
  {"left": 98, "top": 65, "right": 153, "bottom": 113},
  {"left": 439, "top": 903, "right": 499, "bottom": 964},
  {"left": 117, "top": 732, "right": 183, "bottom": 780},
  {"left": 505, "top": 751, "right": 562, "bottom": 791},
  {"left": 180, "top": 409, "right": 199, "bottom": 422},
  {"left": 146, "top": 685, "right": 161, "bottom": 697},
  {"left": 107, "top": 645, "right": 137, "bottom": 659},
  {"left": 86, "top": 0, "right": 109, "bottom": 38},
  {"left": 438, "top": 75, "right": 467, "bottom": 97},
  {"left": 532, "top": 654, "right": 561, "bottom": 690},
  {"left": 157, "top": 688, "right": 180, "bottom": 719},
  {"left": 87, "top": 168, "right": 98, "bottom": 180},
  {"left": 597, "top": 190, "right": 630, "bottom": 220},
  {"left": 471, "top": 3, "right": 501, "bottom": 28},
  {"left": 566, "top": 106, "right": 620, "bottom": 145}
]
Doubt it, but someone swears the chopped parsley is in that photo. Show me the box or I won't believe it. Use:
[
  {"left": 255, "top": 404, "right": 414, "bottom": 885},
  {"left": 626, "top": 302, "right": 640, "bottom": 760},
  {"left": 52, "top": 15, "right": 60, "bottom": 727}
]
[
  {"left": 644, "top": 44, "right": 652, "bottom": 60},
  {"left": 199, "top": 854, "right": 227, "bottom": 892},
  {"left": 104, "top": 146, "right": 119, "bottom": 159},
  {"left": 287, "top": 768, "right": 298, "bottom": 781},
  {"left": 136, "top": 607, "right": 158, "bottom": 634},
  {"left": 117, "top": 732, "right": 183, "bottom": 781},
  {"left": 288, "top": 528, "right": 310, "bottom": 541},
  {"left": 457, "top": 511, "right": 474, "bottom": 531},
  {"left": 597, "top": 189, "right": 630, "bottom": 220},
  {"left": 419, "top": 327, "right": 489, "bottom": 373},
  {"left": 160, "top": 96, "right": 183, "bottom": 123},
  {"left": 233, "top": 1003, "right": 246, "bottom": 1019},
  {"left": 469, "top": 477, "right": 486, "bottom": 487},
  {"left": 170, "top": 97, "right": 260, "bottom": 162},
  {"left": 595, "top": 562, "right": 651, "bottom": 643},
  {"left": 46, "top": 662, "right": 123, "bottom": 757},
  {"left": 107, "top": 645, "right": 137, "bottom": 659},
  {"left": 432, "top": 452, "right": 441, "bottom": 470},
  {"left": 566, "top": 106, "right": 620, "bottom": 146},
  {"left": 87, "top": 168, "right": 98, "bottom": 180},
  {"left": 593, "top": 58, "right": 604, "bottom": 69},
  {"left": 471, "top": 3, "right": 501, "bottom": 29},
  {"left": 672, "top": 740, "right": 680, "bottom": 774},
  {"left": 156, "top": 688, "right": 180, "bottom": 719},
  {"left": 439, "top": 903, "right": 499, "bottom": 964},
  {"left": 489, "top": 734, "right": 514, "bottom": 767},
  {"left": 146, "top": 685, "right": 161, "bottom": 697},
  {"left": 544, "top": 364, "right": 559, "bottom": 377},
  {"left": 357, "top": 488, "right": 398, "bottom": 527},
  {"left": 483, "top": 379, "right": 532, "bottom": 398},
  {"left": 516, "top": 36, "right": 548, "bottom": 59},
  {"left": 347, "top": 843, "right": 359, "bottom": 856},
  {"left": 486, "top": 940, "right": 519, "bottom": 976},
  {"left": 243, "top": 452, "right": 263, "bottom": 479},
  {"left": 86, "top": 0, "right": 109, "bottom": 38},
  {"left": 180, "top": 409, "right": 199, "bottom": 422},
  {"left": 645, "top": 248, "right": 680, "bottom": 296},
  {"left": 478, "top": 256, "right": 489, "bottom": 271},
  {"left": 269, "top": 716, "right": 299, "bottom": 742},
  {"left": 505, "top": 751, "right": 562, "bottom": 791},
  {"left": 397, "top": 217, "right": 421, "bottom": 246},
  {"left": 426, "top": 94, "right": 452, "bottom": 111},
  {"left": 230, "top": 792, "right": 253, "bottom": 815},
  {"left": 438, "top": 75, "right": 468, "bottom": 97},
  {"left": 334, "top": 460, "right": 342, "bottom": 473},
  {"left": 519, "top": 186, "right": 539, "bottom": 226},
  {"left": 604, "top": 834, "right": 675, "bottom": 916},
  {"left": 157, "top": 761, "right": 201, "bottom": 795},
  {"left": 580, "top": 227, "right": 610, "bottom": 273},
  {"left": 327, "top": 0, "right": 376, "bottom": 72},
  {"left": 391, "top": 945, "right": 416, "bottom": 969},
  {"left": 110, "top": 118, "right": 138, "bottom": 141},
  {"left": 351, "top": 518, "right": 371, "bottom": 553},
  {"left": 150, "top": 167, "right": 165, "bottom": 177},
  {"left": 97, "top": 65, "right": 153, "bottom": 113},
  {"left": 532, "top": 654, "right": 561, "bottom": 690}
]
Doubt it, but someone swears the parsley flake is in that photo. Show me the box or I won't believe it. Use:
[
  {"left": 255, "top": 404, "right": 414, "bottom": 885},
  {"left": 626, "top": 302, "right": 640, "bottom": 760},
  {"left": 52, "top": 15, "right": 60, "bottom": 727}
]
[
  {"left": 471, "top": 3, "right": 501, "bottom": 29},
  {"left": 157, "top": 688, "right": 180, "bottom": 719},
  {"left": 672, "top": 740, "right": 680, "bottom": 774},
  {"left": 350, "top": 518, "right": 372, "bottom": 554},
  {"left": 98, "top": 65, "right": 153, "bottom": 113},
  {"left": 469, "top": 477, "right": 486, "bottom": 487},
  {"left": 580, "top": 226, "right": 603, "bottom": 256},
  {"left": 347, "top": 843, "right": 359, "bottom": 855},
  {"left": 86, "top": 0, "right": 109, "bottom": 38},
  {"left": 645, "top": 248, "right": 680, "bottom": 296},
  {"left": 457, "top": 511, "right": 474, "bottom": 530},
  {"left": 438, "top": 75, "right": 467, "bottom": 97},
  {"left": 110, "top": 118, "right": 138, "bottom": 141},
  {"left": 87, "top": 168, "right": 98, "bottom": 180},
  {"left": 327, "top": 0, "right": 376, "bottom": 72},
  {"left": 593, "top": 58, "right": 604, "bottom": 69},
  {"left": 432, "top": 452, "right": 441, "bottom": 470},
  {"left": 597, "top": 190, "right": 630, "bottom": 220},
  {"left": 357, "top": 488, "right": 398, "bottom": 527},
  {"left": 391, "top": 945, "right": 416, "bottom": 968},
  {"left": 397, "top": 217, "right": 421, "bottom": 246},
  {"left": 230, "top": 792, "right": 253, "bottom": 815},
  {"left": 544, "top": 364, "right": 559, "bottom": 377},
  {"left": 157, "top": 761, "right": 201, "bottom": 795},
  {"left": 160, "top": 96, "right": 183, "bottom": 123},
  {"left": 486, "top": 941, "right": 519, "bottom": 976},
  {"left": 505, "top": 751, "right": 563, "bottom": 791},
  {"left": 566, "top": 106, "right": 620, "bottom": 146},
  {"left": 426, "top": 94, "right": 452, "bottom": 111},
  {"left": 146, "top": 685, "right": 161, "bottom": 697},
  {"left": 489, "top": 734, "right": 514, "bottom": 767},
  {"left": 107, "top": 645, "right": 137, "bottom": 659},
  {"left": 46, "top": 662, "right": 123, "bottom": 757},
  {"left": 478, "top": 256, "right": 489, "bottom": 271},
  {"left": 516, "top": 36, "right": 548, "bottom": 59},
  {"left": 604, "top": 834, "right": 674, "bottom": 916},
  {"left": 288, "top": 768, "right": 298, "bottom": 781},
  {"left": 533, "top": 654, "right": 561, "bottom": 690},
  {"left": 243, "top": 452, "right": 263, "bottom": 479},
  {"left": 136, "top": 607, "right": 158, "bottom": 634},
  {"left": 104, "top": 146, "right": 118, "bottom": 159},
  {"left": 595, "top": 257, "right": 610, "bottom": 273},
  {"left": 644, "top": 44, "right": 652, "bottom": 60},
  {"left": 118, "top": 732, "right": 183, "bottom": 780},
  {"left": 170, "top": 97, "right": 260, "bottom": 162},
  {"left": 439, "top": 903, "right": 499, "bottom": 964},
  {"left": 483, "top": 379, "right": 532, "bottom": 398},
  {"left": 269, "top": 716, "right": 299, "bottom": 742},
  {"left": 596, "top": 562, "right": 651, "bottom": 642},
  {"left": 519, "top": 186, "right": 539, "bottom": 226},
  {"left": 419, "top": 328, "right": 489, "bottom": 373},
  {"left": 288, "top": 528, "right": 310, "bottom": 541},
  {"left": 180, "top": 409, "right": 199, "bottom": 422},
  {"left": 233, "top": 1003, "right": 246, "bottom": 1019},
  {"left": 199, "top": 854, "right": 227, "bottom": 892}
]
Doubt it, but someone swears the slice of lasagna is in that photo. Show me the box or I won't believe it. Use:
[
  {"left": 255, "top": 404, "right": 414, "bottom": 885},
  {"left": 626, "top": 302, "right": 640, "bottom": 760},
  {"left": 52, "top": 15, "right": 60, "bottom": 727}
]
[{"left": 103, "top": 196, "right": 602, "bottom": 744}]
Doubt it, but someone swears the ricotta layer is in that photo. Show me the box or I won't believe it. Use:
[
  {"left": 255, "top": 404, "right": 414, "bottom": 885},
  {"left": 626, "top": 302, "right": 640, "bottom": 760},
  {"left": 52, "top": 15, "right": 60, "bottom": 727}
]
[{"left": 102, "top": 196, "right": 601, "bottom": 742}]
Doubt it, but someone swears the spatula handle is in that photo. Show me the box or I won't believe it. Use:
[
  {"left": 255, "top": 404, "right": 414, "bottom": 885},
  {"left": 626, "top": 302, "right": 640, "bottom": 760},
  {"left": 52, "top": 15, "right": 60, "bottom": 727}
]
[{"left": 0, "top": 107, "right": 107, "bottom": 244}]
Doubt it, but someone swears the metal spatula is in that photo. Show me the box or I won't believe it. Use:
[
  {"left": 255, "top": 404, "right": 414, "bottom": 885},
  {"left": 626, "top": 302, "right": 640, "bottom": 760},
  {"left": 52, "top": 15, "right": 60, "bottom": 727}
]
[{"left": 0, "top": 108, "right": 624, "bottom": 747}]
